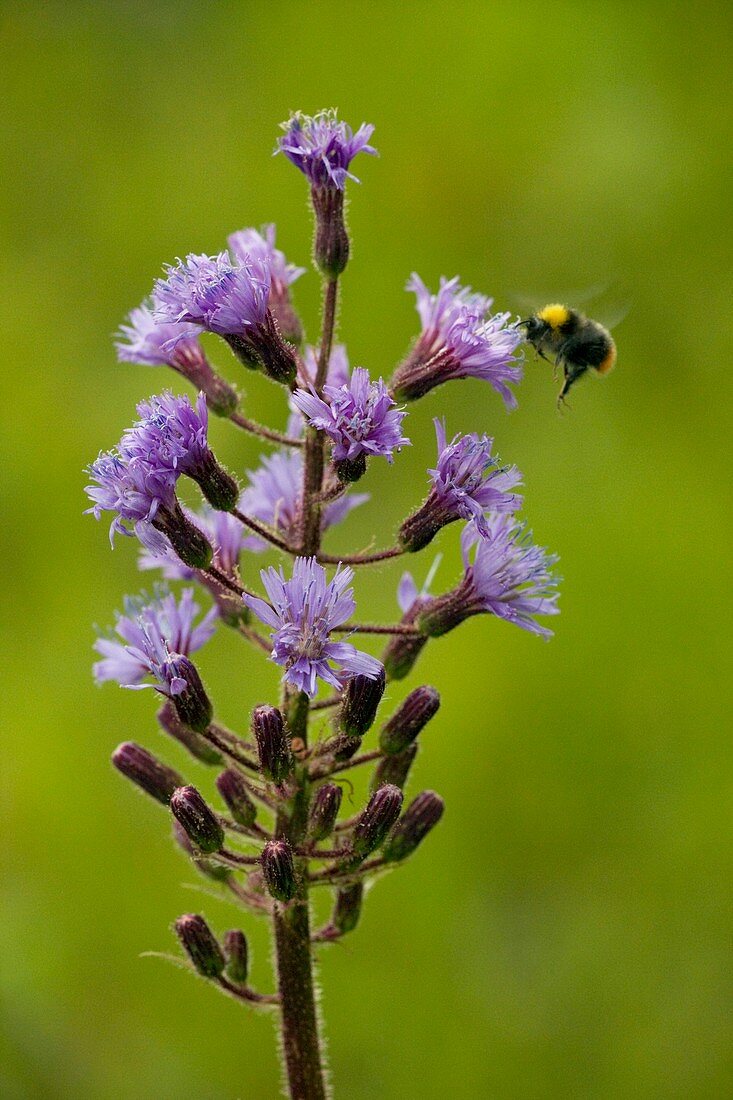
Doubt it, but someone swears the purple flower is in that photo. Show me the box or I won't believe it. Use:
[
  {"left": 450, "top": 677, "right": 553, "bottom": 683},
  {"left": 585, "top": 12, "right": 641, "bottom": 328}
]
[
  {"left": 115, "top": 303, "right": 204, "bottom": 368},
  {"left": 302, "top": 343, "right": 351, "bottom": 389},
  {"left": 276, "top": 110, "right": 377, "bottom": 190},
  {"left": 153, "top": 253, "right": 297, "bottom": 384},
  {"left": 127, "top": 391, "right": 238, "bottom": 512},
  {"left": 399, "top": 419, "right": 522, "bottom": 551},
  {"left": 228, "top": 225, "right": 305, "bottom": 345},
  {"left": 115, "top": 303, "right": 238, "bottom": 415},
  {"left": 128, "top": 391, "right": 210, "bottom": 476},
  {"left": 153, "top": 252, "right": 270, "bottom": 337},
  {"left": 392, "top": 273, "right": 523, "bottom": 407},
  {"left": 84, "top": 393, "right": 231, "bottom": 560},
  {"left": 291, "top": 368, "right": 409, "bottom": 479},
  {"left": 228, "top": 224, "right": 304, "bottom": 293},
  {"left": 418, "top": 519, "right": 560, "bottom": 639},
  {"left": 93, "top": 588, "right": 217, "bottom": 694},
  {"left": 85, "top": 445, "right": 178, "bottom": 552},
  {"left": 239, "top": 449, "right": 368, "bottom": 551},
  {"left": 244, "top": 558, "right": 384, "bottom": 696}
]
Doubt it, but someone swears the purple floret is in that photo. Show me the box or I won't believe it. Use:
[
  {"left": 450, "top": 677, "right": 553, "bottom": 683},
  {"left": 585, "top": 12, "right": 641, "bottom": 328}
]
[
  {"left": 292, "top": 367, "right": 409, "bottom": 464},
  {"left": 93, "top": 588, "right": 217, "bottom": 694},
  {"left": 392, "top": 274, "right": 524, "bottom": 407},
  {"left": 128, "top": 391, "right": 211, "bottom": 477},
  {"left": 276, "top": 110, "right": 377, "bottom": 190},
  {"left": 153, "top": 252, "right": 270, "bottom": 339},
  {"left": 244, "top": 558, "right": 384, "bottom": 696},
  {"left": 419, "top": 518, "right": 560, "bottom": 639},
  {"left": 228, "top": 225, "right": 304, "bottom": 292},
  {"left": 115, "top": 303, "right": 204, "bottom": 368},
  {"left": 85, "top": 447, "right": 177, "bottom": 552},
  {"left": 427, "top": 418, "right": 522, "bottom": 535}
]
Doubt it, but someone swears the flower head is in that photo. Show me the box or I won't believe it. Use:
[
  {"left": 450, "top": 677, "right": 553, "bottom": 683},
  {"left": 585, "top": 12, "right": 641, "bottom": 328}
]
[
  {"left": 85, "top": 446, "right": 178, "bottom": 551},
  {"left": 123, "top": 391, "right": 237, "bottom": 512},
  {"left": 419, "top": 518, "right": 560, "bottom": 638},
  {"left": 228, "top": 225, "right": 305, "bottom": 345},
  {"left": 399, "top": 419, "right": 522, "bottom": 550},
  {"left": 429, "top": 419, "right": 522, "bottom": 527},
  {"left": 115, "top": 303, "right": 203, "bottom": 368},
  {"left": 93, "top": 588, "right": 217, "bottom": 694},
  {"left": 244, "top": 558, "right": 384, "bottom": 696},
  {"left": 276, "top": 110, "right": 377, "bottom": 190},
  {"left": 392, "top": 274, "right": 523, "bottom": 407},
  {"left": 228, "top": 224, "right": 304, "bottom": 292},
  {"left": 153, "top": 252, "right": 296, "bottom": 383},
  {"left": 292, "top": 368, "right": 409, "bottom": 479},
  {"left": 128, "top": 391, "right": 210, "bottom": 475},
  {"left": 115, "top": 302, "right": 238, "bottom": 415},
  {"left": 153, "top": 252, "right": 270, "bottom": 338}
]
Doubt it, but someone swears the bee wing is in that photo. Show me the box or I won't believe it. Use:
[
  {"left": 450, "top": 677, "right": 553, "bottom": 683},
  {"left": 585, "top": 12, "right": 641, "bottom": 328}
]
[{"left": 510, "top": 281, "right": 630, "bottom": 330}]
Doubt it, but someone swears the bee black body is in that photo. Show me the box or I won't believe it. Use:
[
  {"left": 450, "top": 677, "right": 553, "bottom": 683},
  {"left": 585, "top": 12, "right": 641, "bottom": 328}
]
[{"left": 521, "top": 304, "right": 617, "bottom": 406}]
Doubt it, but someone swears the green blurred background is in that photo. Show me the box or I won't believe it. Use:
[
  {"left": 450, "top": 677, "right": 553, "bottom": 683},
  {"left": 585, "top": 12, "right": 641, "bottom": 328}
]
[{"left": 2, "top": 1, "right": 732, "bottom": 1096}]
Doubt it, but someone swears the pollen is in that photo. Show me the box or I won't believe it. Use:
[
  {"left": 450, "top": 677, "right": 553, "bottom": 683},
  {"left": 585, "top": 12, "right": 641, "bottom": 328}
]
[{"left": 538, "top": 304, "right": 570, "bottom": 330}]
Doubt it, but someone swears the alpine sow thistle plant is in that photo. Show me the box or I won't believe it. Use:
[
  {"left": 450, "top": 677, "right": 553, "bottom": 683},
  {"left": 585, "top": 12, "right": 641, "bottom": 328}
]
[{"left": 86, "top": 109, "right": 560, "bottom": 1099}]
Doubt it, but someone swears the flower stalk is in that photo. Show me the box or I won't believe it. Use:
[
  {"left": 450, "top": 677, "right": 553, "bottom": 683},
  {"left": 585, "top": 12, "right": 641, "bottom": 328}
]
[{"left": 87, "top": 109, "right": 564, "bottom": 1100}]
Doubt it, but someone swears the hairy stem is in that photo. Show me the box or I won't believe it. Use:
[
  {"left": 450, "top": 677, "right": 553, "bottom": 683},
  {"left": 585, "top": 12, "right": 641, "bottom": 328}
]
[
  {"left": 230, "top": 410, "right": 303, "bottom": 448},
  {"left": 331, "top": 622, "right": 421, "bottom": 636},
  {"left": 318, "top": 546, "right": 404, "bottom": 566},
  {"left": 315, "top": 279, "right": 338, "bottom": 395},
  {"left": 231, "top": 507, "right": 295, "bottom": 554}
]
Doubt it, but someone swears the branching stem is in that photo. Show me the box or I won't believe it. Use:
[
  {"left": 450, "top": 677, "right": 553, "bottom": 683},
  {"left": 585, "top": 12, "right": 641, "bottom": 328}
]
[{"left": 230, "top": 410, "right": 303, "bottom": 448}]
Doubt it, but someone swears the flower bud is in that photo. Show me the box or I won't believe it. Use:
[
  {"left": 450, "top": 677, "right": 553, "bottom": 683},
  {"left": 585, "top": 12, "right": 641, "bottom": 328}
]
[
  {"left": 170, "top": 785, "right": 224, "bottom": 854},
  {"left": 158, "top": 701, "right": 222, "bottom": 765},
  {"left": 174, "top": 914, "right": 225, "bottom": 978},
  {"left": 311, "top": 186, "right": 350, "bottom": 277},
  {"left": 332, "top": 882, "right": 363, "bottom": 935},
  {"left": 172, "top": 821, "right": 231, "bottom": 882},
  {"left": 215, "top": 769, "right": 257, "bottom": 828},
  {"left": 252, "top": 705, "right": 293, "bottom": 784},
  {"left": 187, "top": 451, "right": 239, "bottom": 512},
  {"left": 308, "top": 783, "right": 343, "bottom": 842},
  {"left": 334, "top": 453, "right": 367, "bottom": 484},
  {"left": 223, "top": 929, "right": 249, "bottom": 985},
  {"left": 261, "top": 839, "right": 297, "bottom": 903},
  {"left": 370, "top": 743, "right": 418, "bottom": 792},
  {"left": 383, "top": 791, "right": 445, "bottom": 863},
  {"left": 112, "top": 742, "right": 182, "bottom": 804},
  {"left": 351, "top": 784, "right": 403, "bottom": 861},
  {"left": 379, "top": 686, "right": 440, "bottom": 755},
  {"left": 339, "top": 668, "right": 386, "bottom": 738},
  {"left": 165, "top": 657, "right": 212, "bottom": 733},
  {"left": 152, "top": 501, "right": 213, "bottom": 570}
]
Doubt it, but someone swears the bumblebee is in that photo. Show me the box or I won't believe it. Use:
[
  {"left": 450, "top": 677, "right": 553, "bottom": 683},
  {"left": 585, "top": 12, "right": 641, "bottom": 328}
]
[{"left": 519, "top": 304, "right": 616, "bottom": 407}]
